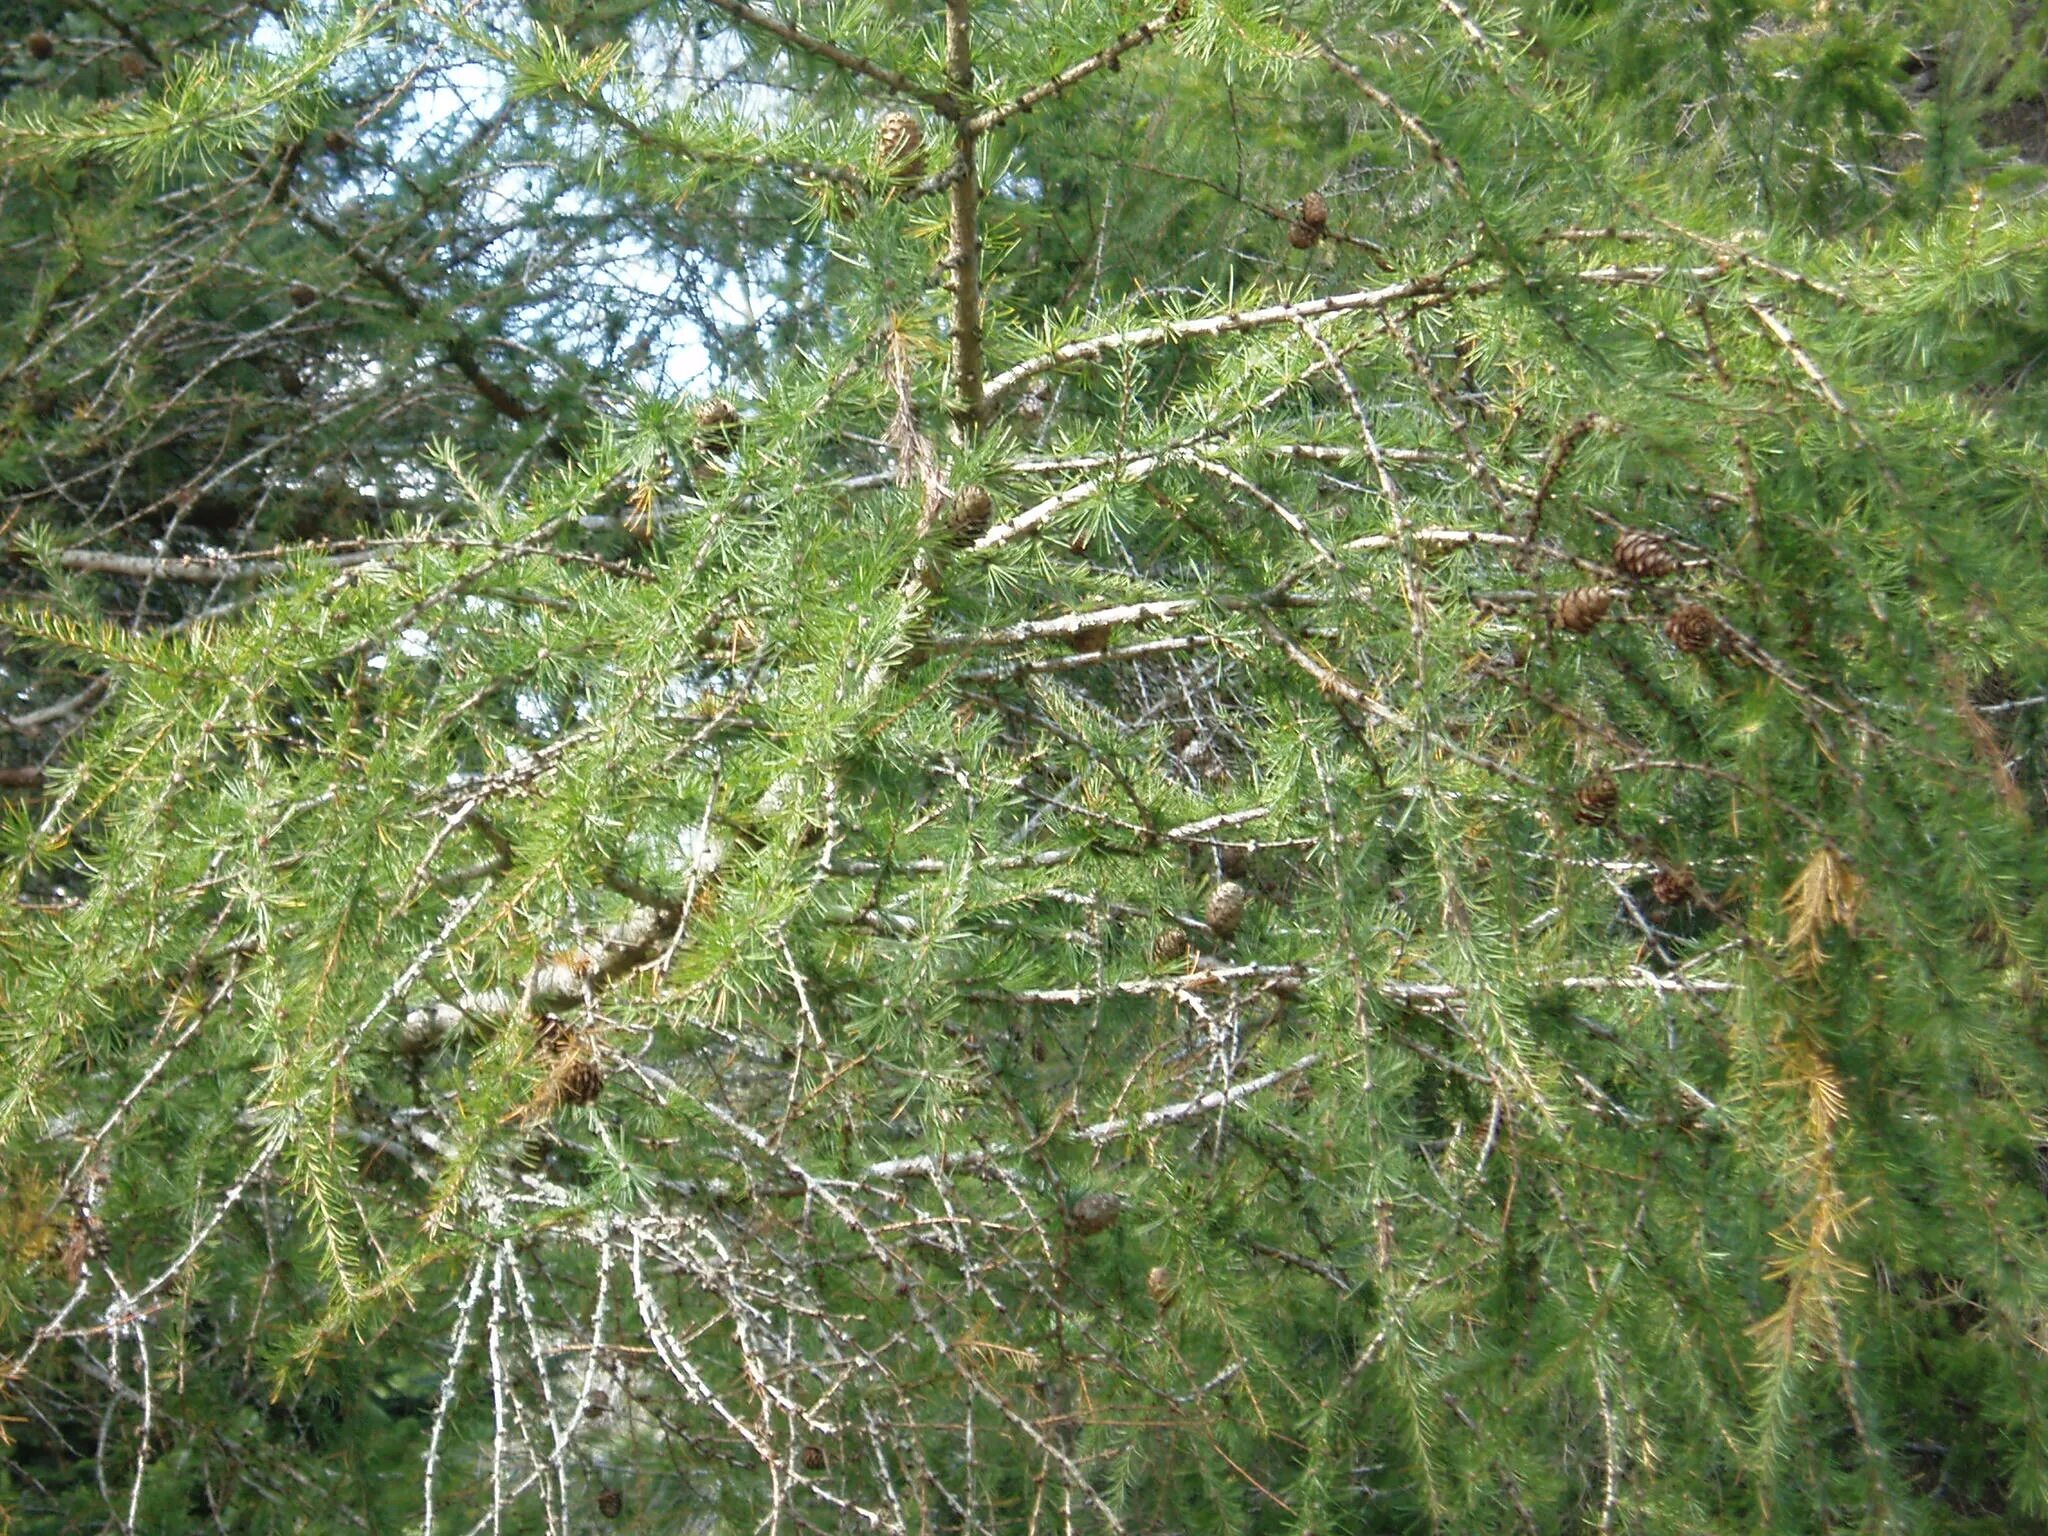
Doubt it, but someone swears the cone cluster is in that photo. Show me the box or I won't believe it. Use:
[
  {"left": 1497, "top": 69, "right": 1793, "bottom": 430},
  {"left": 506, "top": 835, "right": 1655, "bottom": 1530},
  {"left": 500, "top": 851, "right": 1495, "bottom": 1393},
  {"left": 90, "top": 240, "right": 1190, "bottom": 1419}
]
[{"left": 1289, "top": 191, "right": 1329, "bottom": 248}]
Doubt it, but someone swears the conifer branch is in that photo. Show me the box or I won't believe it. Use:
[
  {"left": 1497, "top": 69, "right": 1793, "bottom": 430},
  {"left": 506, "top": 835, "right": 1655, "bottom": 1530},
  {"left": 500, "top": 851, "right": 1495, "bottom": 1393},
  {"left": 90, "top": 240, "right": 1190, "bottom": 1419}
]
[
  {"left": 979, "top": 275, "right": 1468, "bottom": 412},
  {"left": 1304, "top": 34, "right": 1468, "bottom": 193},
  {"left": 929, "top": 598, "right": 1198, "bottom": 650},
  {"left": 952, "top": 631, "right": 1218, "bottom": 680},
  {"left": 966, "top": 4, "right": 1189, "bottom": 135},
  {"left": 969, "top": 450, "right": 1177, "bottom": 549},
  {"left": 693, "top": 0, "right": 965, "bottom": 118},
  {"left": 290, "top": 200, "right": 540, "bottom": 424},
  {"left": 859, "top": 1051, "right": 1321, "bottom": 1180},
  {"left": 1742, "top": 298, "right": 1855, "bottom": 420},
  {"left": 559, "top": 80, "right": 866, "bottom": 189},
  {"left": 400, "top": 903, "right": 679, "bottom": 1051}
]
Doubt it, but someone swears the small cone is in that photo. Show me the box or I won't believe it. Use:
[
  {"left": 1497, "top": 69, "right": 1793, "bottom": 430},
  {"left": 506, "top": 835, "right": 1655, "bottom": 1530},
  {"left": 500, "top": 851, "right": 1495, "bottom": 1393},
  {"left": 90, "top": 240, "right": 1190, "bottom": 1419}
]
[
  {"left": 287, "top": 282, "right": 319, "bottom": 309},
  {"left": 323, "top": 129, "right": 353, "bottom": 153},
  {"left": 1152, "top": 927, "right": 1189, "bottom": 965},
  {"left": 694, "top": 397, "right": 740, "bottom": 452},
  {"left": 1664, "top": 601, "right": 1721, "bottom": 655},
  {"left": 1067, "top": 1191, "right": 1122, "bottom": 1236},
  {"left": 596, "top": 1486, "right": 623, "bottom": 1519},
  {"left": 534, "top": 1012, "right": 574, "bottom": 1052},
  {"left": 1287, "top": 219, "right": 1320, "bottom": 249},
  {"left": 875, "top": 110, "right": 926, "bottom": 185},
  {"left": 26, "top": 31, "right": 54, "bottom": 59},
  {"left": 802, "top": 1444, "right": 827, "bottom": 1471},
  {"left": 1555, "top": 586, "right": 1613, "bottom": 635},
  {"left": 1573, "top": 773, "right": 1619, "bottom": 827},
  {"left": 1300, "top": 191, "right": 1328, "bottom": 230},
  {"left": 1612, "top": 529, "right": 1677, "bottom": 580},
  {"left": 1652, "top": 868, "right": 1696, "bottom": 906},
  {"left": 949, "top": 484, "right": 992, "bottom": 541},
  {"left": 554, "top": 1052, "right": 605, "bottom": 1107},
  {"left": 1147, "top": 1264, "right": 1177, "bottom": 1308},
  {"left": 1205, "top": 879, "right": 1249, "bottom": 938}
]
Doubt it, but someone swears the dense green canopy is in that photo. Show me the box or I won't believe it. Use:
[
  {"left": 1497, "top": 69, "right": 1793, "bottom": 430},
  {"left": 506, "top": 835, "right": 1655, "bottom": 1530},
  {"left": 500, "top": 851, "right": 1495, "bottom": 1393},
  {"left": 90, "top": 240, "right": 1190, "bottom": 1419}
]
[{"left": 3, "top": 2, "right": 2048, "bottom": 1532}]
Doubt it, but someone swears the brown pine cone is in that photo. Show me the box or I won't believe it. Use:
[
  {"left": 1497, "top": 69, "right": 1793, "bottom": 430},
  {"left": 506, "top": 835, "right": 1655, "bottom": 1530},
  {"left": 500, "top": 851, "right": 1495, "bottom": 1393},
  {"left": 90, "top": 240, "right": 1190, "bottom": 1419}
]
[
  {"left": 1554, "top": 586, "right": 1613, "bottom": 635},
  {"left": 1573, "top": 773, "right": 1619, "bottom": 827},
  {"left": 117, "top": 49, "right": 147, "bottom": 80},
  {"left": 1651, "top": 868, "right": 1695, "bottom": 906},
  {"left": 1612, "top": 529, "right": 1677, "bottom": 580},
  {"left": 694, "top": 397, "right": 740, "bottom": 452},
  {"left": 801, "top": 1444, "right": 827, "bottom": 1471},
  {"left": 1015, "top": 382, "right": 1051, "bottom": 426},
  {"left": 1067, "top": 624, "right": 1112, "bottom": 654},
  {"left": 1287, "top": 219, "right": 1320, "bottom": 249},
  {"left": 26, "top": 31, "right": 55, "bottom": 59},
  {"left": 1067, "top": 1191, "right": 1123, "bottom": 1236},
  {"left": 1205, "top": 879, "right": 1249, "bottom": 937},
  {"left": 1664, "top": 602, "right": 1721, "bottom": 655},
  {"left": 1152, "top": 926, "right": 1189, "bottom": 965},
  {"left": 534, "top": 1012, "right": 574, "bottom": 1052},
  {"left": 554, "top": 1054, "right": 605, "bottom": 1107},
  {"left": 949, "top": 484, "right": 992, "bottom": 541},
  {"left": 1300, "top": 191, "right": 1328, "bottom": 230},
  {"left": 875, "top": 110, "right": 926, "bottom": 185},
  {"left": 1147, "top": 1264, "right": 1177, "bottom": 1308},
  {"left": 287, "top": 282, "right": 320, "bottom": 309},
  {"left": 323, "top": 129, "right": 353, "bottom": 154},
  {"left": 596, "top": 1486, "right": 623, "bottom": 1519}
]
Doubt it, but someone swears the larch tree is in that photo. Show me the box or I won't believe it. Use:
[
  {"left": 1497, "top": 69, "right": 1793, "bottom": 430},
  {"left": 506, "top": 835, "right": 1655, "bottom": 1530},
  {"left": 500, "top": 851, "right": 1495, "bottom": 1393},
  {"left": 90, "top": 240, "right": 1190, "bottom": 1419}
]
[{"left": 3, "top": 1, "right": 2048, "bottom": 1533}]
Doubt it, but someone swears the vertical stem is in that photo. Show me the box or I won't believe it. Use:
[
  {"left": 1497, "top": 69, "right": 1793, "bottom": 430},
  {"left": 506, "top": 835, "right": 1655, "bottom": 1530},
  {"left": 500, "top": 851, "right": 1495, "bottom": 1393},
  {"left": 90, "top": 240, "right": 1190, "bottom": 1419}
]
[{"left": 944, "top": 0, "right": 984, "bottom": 433}]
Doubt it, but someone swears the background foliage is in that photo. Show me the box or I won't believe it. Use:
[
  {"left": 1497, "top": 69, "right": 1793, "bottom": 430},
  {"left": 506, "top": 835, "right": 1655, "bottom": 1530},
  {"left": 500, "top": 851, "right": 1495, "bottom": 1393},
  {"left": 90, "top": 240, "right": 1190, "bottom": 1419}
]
[{"left": 3, "top": 1, "right": 2048, "bottom": 1532}]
